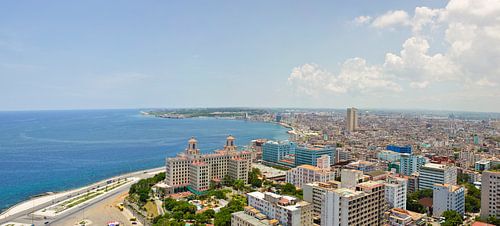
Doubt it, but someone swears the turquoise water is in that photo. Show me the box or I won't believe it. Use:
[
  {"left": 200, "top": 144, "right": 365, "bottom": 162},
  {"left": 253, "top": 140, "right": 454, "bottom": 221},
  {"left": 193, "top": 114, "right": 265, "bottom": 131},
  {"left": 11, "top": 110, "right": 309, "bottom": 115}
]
[{"left": 0, "top": 109, "right": 289, "bottom": 211}]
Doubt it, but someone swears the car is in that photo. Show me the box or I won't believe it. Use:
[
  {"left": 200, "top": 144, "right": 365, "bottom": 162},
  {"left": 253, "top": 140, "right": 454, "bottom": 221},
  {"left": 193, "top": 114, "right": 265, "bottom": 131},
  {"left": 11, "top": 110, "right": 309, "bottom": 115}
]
[{"left": 44, "top": 221, "right": 50, "bottom": 225}]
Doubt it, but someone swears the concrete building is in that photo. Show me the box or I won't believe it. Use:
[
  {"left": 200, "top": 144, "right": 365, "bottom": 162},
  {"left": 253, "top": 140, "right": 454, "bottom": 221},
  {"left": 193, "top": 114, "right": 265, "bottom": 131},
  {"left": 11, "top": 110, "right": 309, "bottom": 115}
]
[
  {"left": 316, "top": 154, "right": 330, "bottom": 169},
  {"left": 285, "top": 165, "right": 335, "bottom": 188},
  {"left": 262, "top": 140, "right": 295, "bottom": 166},
  {"left": 321, "top": 181, "right": 387, "bottom": 226},
  {"left": 231, "top": 206, "right": 279, "bottom": 226},
  {"left": 346, "top": 107, "right": 358, "bottom": 132},
  {"left": 378, "top": 150, "right": 402, "bottom": 162},
  {"left": 383, "top": 208, "right": 426, "bottom": 226},
  {"left": 165, "top": 136, "right": 252, "bottom": 194},
  {"left": 407, "top": 172, "right": 419, "bottom": 193},
  {"left": 340, "top": 169, "right": 365, "bottom": 188},
  {"left": 303, "top": 181, "right": 342, "bottom": 222},
  {"left": 385, "top": 175, "right": 408, "bottom": 209},
  {"left": 400, "top": 154, "right": 426, "bottom": 176},
  {"left": 387, "top": 145, "right": 412, "bottom": 154},
  {"left": 481, "top": 170, "right": 500, "bottom": 219},
  {"left": 294, "top": 145, "right": 335, "bottom": 167},
  {"left": 432, "top": 184, "right": 465, "bottom": 217},
  {"left": 475, "top": 159, "right": 491, "bottom": 171},
  {"left": 418, "top": 163, "right": 457, "bottom": 190},
  {"left": 246, "top": 191, "right": 313, "bottom": 226}
]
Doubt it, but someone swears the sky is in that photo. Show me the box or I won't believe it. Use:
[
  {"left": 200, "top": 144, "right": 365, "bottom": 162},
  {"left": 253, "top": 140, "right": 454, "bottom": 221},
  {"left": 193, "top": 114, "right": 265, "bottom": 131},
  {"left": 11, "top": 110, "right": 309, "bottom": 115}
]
[{"left": 1, "top": 0, "right": 499, "bottom": 112}]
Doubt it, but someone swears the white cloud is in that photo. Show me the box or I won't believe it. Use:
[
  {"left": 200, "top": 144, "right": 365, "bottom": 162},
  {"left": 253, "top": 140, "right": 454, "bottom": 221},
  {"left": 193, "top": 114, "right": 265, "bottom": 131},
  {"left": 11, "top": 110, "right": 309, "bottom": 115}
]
[
  {"left": 353, "top": 16, "right": 372, "bottom": 25},
  {"left": 371, "top": 10, "right": 411, "bottom": 28},
  {"left": 291, "top": 0, "right": 500, "bottom": 104}
]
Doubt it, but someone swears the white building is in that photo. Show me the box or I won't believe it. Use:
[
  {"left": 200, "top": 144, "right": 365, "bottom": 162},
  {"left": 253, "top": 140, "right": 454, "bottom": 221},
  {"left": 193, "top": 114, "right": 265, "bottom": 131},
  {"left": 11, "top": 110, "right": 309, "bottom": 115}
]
[
  {"left": 303, "top": 180, "right": 342, "bottom": 221},
  {"left": 432, "top": 184, "right": 465, "bottom": 217},
  {"left": 481, "top": 170, "right": 500, "bottom": 219},
  {"left": 340, "top": 169, "right": 365, "bottom": 188},
  {"left": 385, "top": 175, "right": 408, "bottom": 209},
  {"left": 286, "top": 165, "right": 335, "bottom": 188},
  {"left": 316, "top": 155, "right": 330, "bottom": 169},
  {"left": 246, "top": 191, "right": 313, "bottom": 226},
  {"left": 418, "top": 163, "right": 457, "bottom": 190}
]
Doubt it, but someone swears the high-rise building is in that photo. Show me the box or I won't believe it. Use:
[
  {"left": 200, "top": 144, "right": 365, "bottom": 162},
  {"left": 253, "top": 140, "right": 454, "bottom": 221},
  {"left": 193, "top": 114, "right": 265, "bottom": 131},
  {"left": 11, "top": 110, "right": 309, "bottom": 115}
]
[
  {"left": 432, "top": 184, "right": 465, "bottom": 217},
  {"left": 294, "top": 145, "right": 335, "bottom": 167},
  {"left": 165, "top": 136, "right": 252, "bottom": 194},
  {"left": 286, "top": 165, "right": 335, "bottom": 188},
  {"left": 303, "top": 180, "right": 342, "bottom": 222},
  {"left": 346, "top": 107, "right": 358, "bottom": 132},
  {"left": 385, "top": 175, "right": 408, "bottom": 209},
  {"left": 321, "top": 181, "right": 387, "bottom": 226},
  {"left": 262, "top": 140, "right": 295, "bottom": 166},
  {"left": 480, "top": 170, "right": 500, "bottom": 219},
  {"left": 246, "top": 191, "right": 313, "bottom": 226},
  {"left": 400, "top": 154, "right": 427, "bottom": 176},
  {"left": 418, "top": 163, "right": 457, "bottom": 190}
]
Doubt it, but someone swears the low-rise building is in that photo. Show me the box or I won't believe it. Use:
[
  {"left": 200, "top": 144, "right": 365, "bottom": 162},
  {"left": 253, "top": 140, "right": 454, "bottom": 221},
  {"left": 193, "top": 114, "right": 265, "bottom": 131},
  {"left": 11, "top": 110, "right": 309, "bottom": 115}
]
[
  {"left": 231, "top": 206, "right": 279, "bottom": 226},
  {"left": 383, "top": 208, "right": 426, "bottom": 226},
  {"left": 285, "top": 165, "right": 335, "bottom": 188}
]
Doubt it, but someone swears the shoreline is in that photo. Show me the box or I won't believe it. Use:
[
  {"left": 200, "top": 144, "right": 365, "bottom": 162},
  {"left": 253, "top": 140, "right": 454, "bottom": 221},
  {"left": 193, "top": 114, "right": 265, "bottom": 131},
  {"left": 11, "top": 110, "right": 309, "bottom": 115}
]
[{"left": 0, "top": 166, "right": 165, "bottom": 220}]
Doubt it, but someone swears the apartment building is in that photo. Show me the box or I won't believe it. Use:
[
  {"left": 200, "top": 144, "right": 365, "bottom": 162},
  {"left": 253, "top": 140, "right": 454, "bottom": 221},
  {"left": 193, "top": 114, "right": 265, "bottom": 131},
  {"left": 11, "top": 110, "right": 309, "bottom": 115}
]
[
  {"left": 165, "top": 136, "right": 252, "bottom": 194},
  {"left": 340, "top": 168, "right": 365, "bottom": 188},
  {"left": 231, "top": 206, "right": 279, "bottom": 226},
  {"left": 285, "top": 164, "right": 335, "bottom": 188},
  {"left": 385, "top": 175, "right": 408, "bottom": 209},
  {"left": 418, "top": 163, "right": 457, "bottom": 190},
  {"left": 481, "top": 170, "right": 500, "bottom": 219},
  {"left": 432, "top": 184, "right": 465, "bottom": 217},
  {"left": 383, "top": 208, "right": 426, "bottom": 226},
  {"left": 246, "top": 191, "right": 313, "bottom": 226},
  {"left": 400, "top": 154, "right": 427, "bottom": 176}
]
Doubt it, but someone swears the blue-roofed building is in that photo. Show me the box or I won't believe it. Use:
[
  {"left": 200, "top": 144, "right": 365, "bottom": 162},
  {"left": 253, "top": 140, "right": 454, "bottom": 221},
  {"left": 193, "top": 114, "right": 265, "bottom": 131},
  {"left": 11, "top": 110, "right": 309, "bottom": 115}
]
[
  {"left": 294, "top": 145, "right": 335, "bottom": 167},
  {"left": 387, "top": 145, "right": 412, "bottom": 154}
]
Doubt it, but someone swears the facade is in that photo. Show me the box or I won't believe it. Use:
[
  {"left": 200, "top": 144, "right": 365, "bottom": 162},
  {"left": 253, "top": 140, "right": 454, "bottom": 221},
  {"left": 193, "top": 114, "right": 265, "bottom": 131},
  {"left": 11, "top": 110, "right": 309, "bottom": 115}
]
[
  {"left": 340, "top": 168, "right": 365, "bottom": 188},
  {"left": 231, "top": 206, "right": 279, "bottom": 226},
  {"left": 346, "top": 107, "right": 358, "bottom": 132},
  {"left": 432, "top": 184, "right": 465, "bottom": 217},
  {"left": 262, "top": 140, "right": 295, "bottom": 165},
  {"left": 383, "top": 208, "right": 426, "bottom": 226},
  {"left": 407, "top": 172, "right": 419, "bottom": 193},
  {"left": 419, "top": 163, "right": 457, "bottom": 190},
  {"left": 387, "top": 145, "right": 412, "bottom": 154},
  {"left": 480, "top": 170, "right": 500, "bottom": 219},
  {"left": 400, "top": 154, "right": 426, "bottom": 176},
  {"left": 303, "top": 180, "right": 342, "bottom": 222},
  {"left": 285, "top": 165, "right": 335, "bottom": 188},
  {"left": 165, "top": 136, "right": 252, "bottom": 194},
  {"left": 294, "top": 145, "right": 335, "bottom": 167},
  {"left": 385, "top": 175, "right": 408, "bottom": 209},
  {"left": 321, "top": 181, "right": 387, "bottom": 226},
  {"left": 246, "top": 191, "right": 313, "bottom": 226}
]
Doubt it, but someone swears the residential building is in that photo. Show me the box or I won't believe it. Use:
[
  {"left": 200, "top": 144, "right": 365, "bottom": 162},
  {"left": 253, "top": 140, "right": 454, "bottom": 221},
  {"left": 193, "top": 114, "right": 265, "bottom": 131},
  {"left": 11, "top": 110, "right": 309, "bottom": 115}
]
[
  {"left": 286, "top": 165, "right": 335, "bottom": 188},
  {"left": 400, "top": 154, "right": 427, "bottom": 176},
  {"left": 383, "top": 208, "right": 426, "bottom": 226},
  {"left": 346, "top": 107, "right": 358, "bottom": 132},
  {"left": 294, "top": 145, "right": 335, "bottom": 167},
  {"left": 231, "top": 206, "right": 279, "bottom": 226},
  {"left": 419, "top": 163, "right": 457, "bottom": 190},
  {"left": 407, "top": 172, "right": 419, "bottom": 193},
  {"left": 432, "top": 184, "right": 465, "bottom": 217},
  {"left": 385, "top": 175, "right": 408, "bottom": 209},
  {"left": 475, "top": 159, "right": 491, "bottom": 171},
  {"left": 346, "top": 160, "right": 377, "bottom": 172},
  {"left": 303, "top": 180, "right": 342, "bottom": 222},
  {"left": 340, "top": 168, "right": 365, "bottom": 188},
  {"left": 165, "top": 136, "right": 252, "bottom": 194},
  {"left": 316, "top": 154, "right": 330, "bottom": 169},
  {"left": 321, "top": 181, "right": 387, "bottom": 226},
  {"left": 480, "top": 170, "right": 500, "bottom": 219},
  {"left": 378, "top": 150, "right": 402, "bottom": 162},
  {"left": 246, "top": 191, "right": 313, "bottom": 226}
]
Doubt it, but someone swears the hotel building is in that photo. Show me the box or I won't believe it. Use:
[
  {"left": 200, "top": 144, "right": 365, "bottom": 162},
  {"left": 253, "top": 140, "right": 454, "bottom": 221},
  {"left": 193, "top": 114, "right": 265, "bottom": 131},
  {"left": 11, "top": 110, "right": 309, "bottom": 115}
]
[
  {"left": 285, "top": 164, "right": 335, "bottom": 188},
  {"left": 432, "top": 184, "right": 465, "bottom": 217},
  {"left": 246, "top": 191, "right": 313, "bottom": 226},
  {"left": 165, "top": 136, "right": 252, "bottom": 194},
  {"left": 481, "top": 170, "right": 500, "bottom": 219},
  {"left": 418, "top": 163, "right": 457, "bottom": 190}
]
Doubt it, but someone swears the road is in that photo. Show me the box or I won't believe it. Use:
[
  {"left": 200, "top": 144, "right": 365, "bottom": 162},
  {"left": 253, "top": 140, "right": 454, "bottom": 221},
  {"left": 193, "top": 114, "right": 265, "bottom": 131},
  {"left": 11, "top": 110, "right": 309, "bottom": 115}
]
[{"left": 1, "top": 167, "right": 164, "bottom": 226}]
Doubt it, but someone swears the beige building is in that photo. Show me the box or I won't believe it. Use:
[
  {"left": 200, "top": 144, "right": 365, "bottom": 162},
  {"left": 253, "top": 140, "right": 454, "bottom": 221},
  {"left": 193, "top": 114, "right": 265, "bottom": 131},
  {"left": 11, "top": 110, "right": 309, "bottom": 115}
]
[
  {"left": 165, "top": 136, "right": 252, "bottom": 194},
  {"left": 285, "top": 164, "right": 336, "bottom": 188},
  {"left": 246, "top": 191, "right": 313, "bottom": 226},
  {"left": 481, "top": 170, "right": 500, "bottom": 219},
  {"left": 383, "top": 208, "right": 426, "bottom": 226},
  {"left": 346, "top": 107, "right": 358, "bottom": 132},
  {"left": 303, "top": 180, "right": 342, "bottom": 222},
  {"left": 232, "top": 206, "right": 279, "bottom": 226}
]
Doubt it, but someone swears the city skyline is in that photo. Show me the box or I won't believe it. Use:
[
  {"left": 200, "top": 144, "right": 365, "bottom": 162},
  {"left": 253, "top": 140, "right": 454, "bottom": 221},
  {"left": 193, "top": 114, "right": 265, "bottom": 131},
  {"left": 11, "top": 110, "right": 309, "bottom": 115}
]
[{"left": 1, "top": 0, "right": 499, "bottom": 112}]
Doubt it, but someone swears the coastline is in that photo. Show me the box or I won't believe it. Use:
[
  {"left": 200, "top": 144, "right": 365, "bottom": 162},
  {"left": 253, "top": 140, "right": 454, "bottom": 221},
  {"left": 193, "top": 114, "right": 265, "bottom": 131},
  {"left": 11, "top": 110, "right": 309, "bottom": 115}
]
[{"left": 0, "top": 166, "right": 165, "bottom": 220}]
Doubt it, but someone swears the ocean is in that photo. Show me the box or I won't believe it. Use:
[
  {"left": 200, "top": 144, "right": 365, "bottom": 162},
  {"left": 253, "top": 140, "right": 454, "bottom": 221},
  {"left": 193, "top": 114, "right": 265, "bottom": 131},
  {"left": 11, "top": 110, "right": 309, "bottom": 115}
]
[{"left": 0, "top": 109, "right": 289, "bottom": 211}]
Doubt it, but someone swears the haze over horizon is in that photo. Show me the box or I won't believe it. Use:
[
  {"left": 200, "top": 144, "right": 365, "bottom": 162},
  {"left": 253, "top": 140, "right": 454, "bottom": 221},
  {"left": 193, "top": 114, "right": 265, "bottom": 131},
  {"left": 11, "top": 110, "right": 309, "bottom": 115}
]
[{"left": 1, "top": 0, "right": 499, "bottom": 112}]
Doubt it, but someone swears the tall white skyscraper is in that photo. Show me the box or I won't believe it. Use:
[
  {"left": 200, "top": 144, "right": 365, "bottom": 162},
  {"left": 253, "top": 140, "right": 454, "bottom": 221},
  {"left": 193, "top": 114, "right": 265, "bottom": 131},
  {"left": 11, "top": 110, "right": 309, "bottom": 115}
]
[{"left": 346, "top": 107, "right": 358, "bottom": 132}]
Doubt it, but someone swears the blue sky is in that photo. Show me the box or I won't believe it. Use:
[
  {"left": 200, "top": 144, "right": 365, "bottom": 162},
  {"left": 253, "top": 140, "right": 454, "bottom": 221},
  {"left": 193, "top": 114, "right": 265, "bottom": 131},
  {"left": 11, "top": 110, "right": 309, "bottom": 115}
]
[{"left": 1, "top": 1, "right": 499, "bottom": 112}]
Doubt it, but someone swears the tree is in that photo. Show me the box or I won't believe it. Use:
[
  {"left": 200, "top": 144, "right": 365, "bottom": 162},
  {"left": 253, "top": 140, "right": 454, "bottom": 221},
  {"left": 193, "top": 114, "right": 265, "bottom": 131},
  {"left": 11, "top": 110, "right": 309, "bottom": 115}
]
[
  {"left": 282, "top": 183, "right": 297, "bottom": 195},
  {"left": 487, "top": 216, "right": 500, "bottom": 225},
  {"left": 249, "top": 168, "right": 263, "bottom": 188},
  {"left": 441, "top": 210, "right": 463, "bottom": 226},
  {"left": 465, "top": 195, "right": 480, "bottom": 213},
  {"left": 233, "top": 179, "right": 245, "bottom": 191},
  {"left": 223, "top": 174, "right": 234, "bottom": 186}
]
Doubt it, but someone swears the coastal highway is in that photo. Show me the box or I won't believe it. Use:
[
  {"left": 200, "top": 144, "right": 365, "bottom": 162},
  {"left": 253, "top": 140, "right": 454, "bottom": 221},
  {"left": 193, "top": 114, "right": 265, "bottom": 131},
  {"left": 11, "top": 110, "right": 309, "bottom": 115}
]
[{"left": 1, "top": 167, "right": 164, "bottom": 225}]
